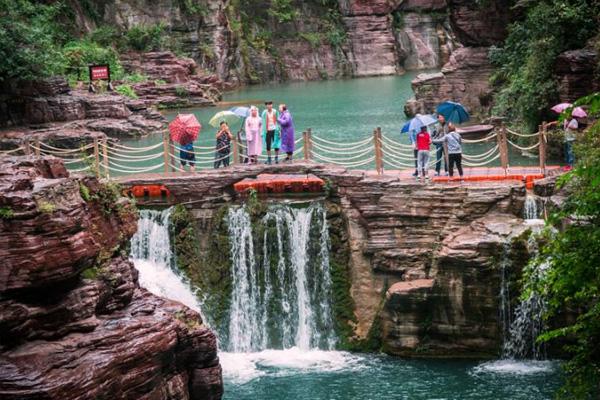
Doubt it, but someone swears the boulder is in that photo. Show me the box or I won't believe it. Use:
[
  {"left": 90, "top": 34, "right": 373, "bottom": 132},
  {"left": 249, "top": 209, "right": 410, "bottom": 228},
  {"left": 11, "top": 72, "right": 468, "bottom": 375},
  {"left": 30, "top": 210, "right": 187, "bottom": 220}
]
[
  {"left": 555, "top": 48, "right": 600, "bottom": 102},
  {"left": 406, "top": 47, "right": 494, "bottom": 116},
  {"left": 448, "top": 0, "right": 512, "bottom": 46},
  {"left": 0, "top": 156, "right": 223, "bottom": 399}
]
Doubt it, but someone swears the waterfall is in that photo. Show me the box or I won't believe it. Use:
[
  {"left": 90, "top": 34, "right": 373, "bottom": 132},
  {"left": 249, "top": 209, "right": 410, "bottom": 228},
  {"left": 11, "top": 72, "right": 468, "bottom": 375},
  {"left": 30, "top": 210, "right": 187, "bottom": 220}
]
[
  {"left": 524, "top": 194, "right": 540, "bottom": 220},
  {"left": 499, "top": 232, "right": 548, "bottom": 360},
  {"left": 225, "top": 203, "right": 336, "bottom": 353},
  {"left": 130, "top": 208, "right": 204, "bottom": 315}
]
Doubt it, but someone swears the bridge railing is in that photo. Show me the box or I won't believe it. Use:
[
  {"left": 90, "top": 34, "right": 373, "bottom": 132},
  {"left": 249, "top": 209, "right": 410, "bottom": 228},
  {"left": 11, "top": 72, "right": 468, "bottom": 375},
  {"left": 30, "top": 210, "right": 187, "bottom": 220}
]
[{"left": 0, "top": 123, "right": 550, "bottom": 178}]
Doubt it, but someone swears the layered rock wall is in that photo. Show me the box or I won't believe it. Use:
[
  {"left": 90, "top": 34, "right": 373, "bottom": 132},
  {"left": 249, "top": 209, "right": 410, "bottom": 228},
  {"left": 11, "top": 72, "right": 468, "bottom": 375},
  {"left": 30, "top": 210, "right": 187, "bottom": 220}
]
[
  {"left": 120, "top": 162, "right": 531, "bottom": 357},
  {"left": 0, "top": 157, "right": 222, "bottom": 399}
]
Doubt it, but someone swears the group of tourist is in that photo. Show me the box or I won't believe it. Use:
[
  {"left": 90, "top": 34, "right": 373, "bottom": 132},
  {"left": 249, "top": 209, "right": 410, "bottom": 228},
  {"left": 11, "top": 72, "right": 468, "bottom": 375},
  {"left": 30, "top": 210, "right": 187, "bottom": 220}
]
[
  {"left": 210, "top": 101, "right": 296, "bottom": 169},
  {"left": 410, "top": 114, "right": 464, "bottom": 182}
]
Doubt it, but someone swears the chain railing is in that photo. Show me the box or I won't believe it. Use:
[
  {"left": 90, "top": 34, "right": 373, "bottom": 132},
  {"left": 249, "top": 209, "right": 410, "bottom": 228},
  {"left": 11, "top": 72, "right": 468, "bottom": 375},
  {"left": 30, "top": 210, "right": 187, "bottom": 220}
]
[{"left": 0, "top": 123, "right": 551, "bottom": 177}]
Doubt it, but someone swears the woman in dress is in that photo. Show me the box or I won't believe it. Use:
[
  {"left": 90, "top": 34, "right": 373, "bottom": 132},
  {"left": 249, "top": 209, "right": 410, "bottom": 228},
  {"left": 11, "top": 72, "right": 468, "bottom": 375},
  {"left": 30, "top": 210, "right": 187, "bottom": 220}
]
[
  {"left": 245, "top": 106, "right": 262, "bottom": 164},
  {"left": 277, "top": 104, "right": 295, "bottom": 162}
]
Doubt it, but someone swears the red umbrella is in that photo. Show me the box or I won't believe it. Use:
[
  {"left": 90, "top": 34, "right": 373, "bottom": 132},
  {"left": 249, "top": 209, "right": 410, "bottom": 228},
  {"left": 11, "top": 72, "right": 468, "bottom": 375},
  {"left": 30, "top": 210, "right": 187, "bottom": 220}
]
[{"left": 169, "top": 114, "right": 201, "bottom": 145}]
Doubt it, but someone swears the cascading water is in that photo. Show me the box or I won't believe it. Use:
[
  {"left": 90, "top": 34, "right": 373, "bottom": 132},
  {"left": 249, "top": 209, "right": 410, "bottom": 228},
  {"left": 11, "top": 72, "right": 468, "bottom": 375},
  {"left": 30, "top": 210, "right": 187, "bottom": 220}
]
[
  {"left": 130, "top": 208, "right": 203, "bottom": 315},
  {"left": 226, "top": 203, "right": 336, "bottom": 353},
  {"left": 524, "top": 194, "right": 540, "bottom": 220}
]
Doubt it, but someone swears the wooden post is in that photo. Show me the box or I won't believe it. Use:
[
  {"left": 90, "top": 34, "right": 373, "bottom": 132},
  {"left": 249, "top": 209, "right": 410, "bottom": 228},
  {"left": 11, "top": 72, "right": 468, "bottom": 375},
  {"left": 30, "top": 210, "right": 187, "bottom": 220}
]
[
  {"left": 162, "top": 131, "right": 170, "bottom": 175},
  {"left": 33, "top": 138, "right": 41, "bottom": 157},
  {"left": 499, "top": 124, "right": 509, "bottom": 174},
  {"left": 232, "top": 136, "right": 239, "bottom": 165},
  {"left": 307, "top": 128, "right": 312, "bottom": 161},
  {"left": 102, "top": 139, "right": 110, "bottom": 179},
  {"left": 24, "top": 139, "right": 31, "bottom": 157},
  {"left": 169, "top": 138, "right": 177, "bottom": 172},
  {"left": 539, "top": 123, "right": 547, "bottom": 175},
  {"left": 93, "top": 138, "right": 100, "bottom": 178},
  {"left": 373, "top": 128, "right": 383, "bottom": 174},
  {"left": 377, "top": 127, "right": 384, "bottom": 174},
  {"left": 303, "top": 130, "right": 311, "bottom": 161}
]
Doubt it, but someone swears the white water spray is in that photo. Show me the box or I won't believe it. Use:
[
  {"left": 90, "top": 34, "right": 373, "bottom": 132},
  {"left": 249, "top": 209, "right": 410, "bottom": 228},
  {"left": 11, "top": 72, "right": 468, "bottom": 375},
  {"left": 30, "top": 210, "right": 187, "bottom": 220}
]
[{"left": 130, "top": 208, "right": 203, "bottom": 315}]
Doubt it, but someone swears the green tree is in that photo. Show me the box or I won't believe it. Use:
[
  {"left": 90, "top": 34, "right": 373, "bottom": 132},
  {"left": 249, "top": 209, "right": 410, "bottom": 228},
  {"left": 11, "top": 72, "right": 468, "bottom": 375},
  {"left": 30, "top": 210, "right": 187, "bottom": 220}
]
[
  {"left": 529, "top": 93, "right": 600, "bottom": 398},
  {"left": 490, "top": 0, "right": 600, "bottom": 132},
  {"left": 0, "top": 0, "right": 66, "bottom": 81}
]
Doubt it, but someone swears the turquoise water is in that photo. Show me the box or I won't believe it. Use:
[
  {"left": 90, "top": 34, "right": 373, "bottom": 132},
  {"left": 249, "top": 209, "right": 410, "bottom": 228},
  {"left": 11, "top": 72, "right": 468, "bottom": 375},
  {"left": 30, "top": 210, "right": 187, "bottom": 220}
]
[{"left": 221, "top": 350, "right": 561, "bottom": 400}]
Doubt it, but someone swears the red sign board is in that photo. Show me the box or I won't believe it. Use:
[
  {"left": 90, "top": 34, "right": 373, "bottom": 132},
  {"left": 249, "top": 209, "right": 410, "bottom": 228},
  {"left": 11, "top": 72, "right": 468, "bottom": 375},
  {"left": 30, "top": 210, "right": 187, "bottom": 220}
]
[{"left": 89, "top": 65, "right": 110, "bottom": 81}]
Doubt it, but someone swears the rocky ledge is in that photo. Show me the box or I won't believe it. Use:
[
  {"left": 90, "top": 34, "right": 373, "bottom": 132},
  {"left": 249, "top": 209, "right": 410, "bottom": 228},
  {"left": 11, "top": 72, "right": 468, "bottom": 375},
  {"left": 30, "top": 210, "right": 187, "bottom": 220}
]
[
  {"left": 121, "top": 51, "right": 227, "bottom": 109},
  {"left": 0, "top": 156, "right": 222, "bottom": 400},
  {"left": 0, "top": 77, "right": 166, "bottom": 151},
  {"left": 119, "top": 162, "right": 539, "bottom": 357}
]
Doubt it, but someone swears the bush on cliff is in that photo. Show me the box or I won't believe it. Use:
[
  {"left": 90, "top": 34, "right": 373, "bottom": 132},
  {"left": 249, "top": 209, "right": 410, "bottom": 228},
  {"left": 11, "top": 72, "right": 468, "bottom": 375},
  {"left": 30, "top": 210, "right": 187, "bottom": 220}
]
[
  {"left": 0, "top": 0, "right": 66, "bottom": 81},
  {"left": 490, "top": 0, "right": 600, "bottom": 132},
  {"left": 529, "top": 93, "right": 600, "bottom": 399}
]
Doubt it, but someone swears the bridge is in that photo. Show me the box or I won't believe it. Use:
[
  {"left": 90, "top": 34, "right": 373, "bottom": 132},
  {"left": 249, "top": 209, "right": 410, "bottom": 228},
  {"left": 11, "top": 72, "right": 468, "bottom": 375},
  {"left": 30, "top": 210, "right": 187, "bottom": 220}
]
[{"left": 1, "top": 124, "right": 559, "bottom": 192}]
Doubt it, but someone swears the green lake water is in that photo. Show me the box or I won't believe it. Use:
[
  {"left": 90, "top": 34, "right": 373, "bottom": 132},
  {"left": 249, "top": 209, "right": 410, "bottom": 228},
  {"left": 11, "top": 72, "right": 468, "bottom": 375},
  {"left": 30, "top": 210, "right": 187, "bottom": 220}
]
[
  {"left": 220, "top": 350, "right": 561, "bottom": 400},
  {"left": 118, "top": 74, "right": 543, "bottom": 174}
]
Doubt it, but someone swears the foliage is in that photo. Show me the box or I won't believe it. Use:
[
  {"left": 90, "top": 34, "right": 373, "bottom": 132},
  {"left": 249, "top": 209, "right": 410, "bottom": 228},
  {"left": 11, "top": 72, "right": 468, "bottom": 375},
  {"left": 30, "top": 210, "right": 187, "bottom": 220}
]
[
  {"left": 0, "top": 207, "right": 14, "bottom": 219},
  {"left": 267, "top": 0, "right": 297, "bottom": 23},
  {"left": 178, "top": 0, "right": 208, "bottom": 16},
  {"left": 88, "top": 26, "right": 120, "bottom": 48},
  {"left": 115, "top": 84, "right": 138, "bottom": 99},
  {"left": 490, "top": 0, "right": 600, "bottom": 132},
  {"left": 175, "top": 86, "right": 189, "bottom": 97},
  {"left": 93, "top": 181, "right": 123, "bottom": 216},
  {"left": 63, "top": 39, "right": 124, "bottom": 81},
  {"left": 122, "top": 73, "right": 148, "bottom": 84},
  {"left": 37, "top": 200, "right": 56, "bottom": 213},
  {"left": 124, "top": 23, "right": 167, "bottom": 52},
  {"left": 79, "top": 183, "right": 91, "bottom": 202},
  {"left": 0, "top": 0, "right": 67, "bottom": 81},
  {"left": 526, "top": 93, "right": 600, "bottom": 398},
  {"left": 299, "top": 32, "right": 322, "bottom": 48}
]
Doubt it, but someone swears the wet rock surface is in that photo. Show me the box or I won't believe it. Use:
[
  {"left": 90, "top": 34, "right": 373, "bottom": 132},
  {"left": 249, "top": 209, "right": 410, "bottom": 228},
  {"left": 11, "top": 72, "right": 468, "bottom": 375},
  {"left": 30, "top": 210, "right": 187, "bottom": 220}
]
[
  {"left": 554, "top": 48, "right": 600, "bottom": 102},
  {"left": 0, "top": 157, "right": 223, "bottom": 400},
  {"left": 120, "top": 162, "right": 530, "bottom": 357}
]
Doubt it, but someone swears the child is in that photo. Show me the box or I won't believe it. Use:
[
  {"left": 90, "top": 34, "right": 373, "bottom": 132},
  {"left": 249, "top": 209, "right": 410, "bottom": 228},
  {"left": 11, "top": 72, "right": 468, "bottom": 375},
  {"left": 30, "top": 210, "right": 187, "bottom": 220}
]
[
  {"left": 416, "top": 126, "right": 431, "bottom": 181},
  {"left": 214, "top": 121, "right": 233, "bottom": 169}
]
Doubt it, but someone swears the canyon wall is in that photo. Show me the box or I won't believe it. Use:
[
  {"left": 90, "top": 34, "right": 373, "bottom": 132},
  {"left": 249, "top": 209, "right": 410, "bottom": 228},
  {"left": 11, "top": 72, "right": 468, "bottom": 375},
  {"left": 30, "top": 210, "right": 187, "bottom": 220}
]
[
  {"left": 120, "top": 162, "right": 535, "bottom": 357},
  {"left": 0, "top": 156, "right": 222, "bottom": 399}
]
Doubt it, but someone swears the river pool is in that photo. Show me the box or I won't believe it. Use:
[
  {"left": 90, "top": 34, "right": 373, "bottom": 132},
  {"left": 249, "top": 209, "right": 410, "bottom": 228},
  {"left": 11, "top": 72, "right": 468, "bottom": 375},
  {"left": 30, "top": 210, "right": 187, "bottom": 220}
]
[{"left": 220, "top": 349, "right": 560, "bottom": 400}]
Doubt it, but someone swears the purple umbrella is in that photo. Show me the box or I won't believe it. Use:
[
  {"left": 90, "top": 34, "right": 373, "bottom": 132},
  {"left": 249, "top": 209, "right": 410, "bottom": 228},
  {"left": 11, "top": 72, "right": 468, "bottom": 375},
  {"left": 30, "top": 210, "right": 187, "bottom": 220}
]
[{"left": 551, "top": 103, "right": 572, "bottom": 113}]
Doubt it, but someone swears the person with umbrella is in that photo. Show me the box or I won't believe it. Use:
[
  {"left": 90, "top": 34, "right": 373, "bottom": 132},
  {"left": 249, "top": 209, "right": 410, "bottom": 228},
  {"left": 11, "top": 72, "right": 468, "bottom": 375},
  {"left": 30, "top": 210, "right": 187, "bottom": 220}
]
[
  {"left": 169, "top": 114, "right": 201, "bottom": 172},
  {"left": 230, "top": 106, "right": 250, "bottom": 163},
  {"left": 405, "top": 114, "right": 437, "bottom": 178},
  {"left": 262, "top": 101, "right": 281, "bottom": 164},
  {"left": 214, "top": 121, "right": 234, "bottom": 169},
  {"left": 245, "top": 106, "right": 262, "bottom": 164},
  {"left": 433, "top": 123, "right": 464, "bottom": 181},
  {"left": 277, "top": 104, "right": 295, "bottom": 162},
  {"left": 551, "top": 103, "right": 586, "bottom": 169},
  {"left": 433, "top": 114, "right": 448, "bottom": 176}
]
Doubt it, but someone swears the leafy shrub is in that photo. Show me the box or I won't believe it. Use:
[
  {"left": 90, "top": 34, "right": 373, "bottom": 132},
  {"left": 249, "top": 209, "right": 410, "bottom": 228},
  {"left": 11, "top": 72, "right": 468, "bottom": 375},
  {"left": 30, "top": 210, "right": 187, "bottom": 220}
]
[
  {"left": 125, "top": 23, "right": 167, "bottom": 52},
  {"left": 0, "top": 207, "right": 14, "bottom": 219},
  {"left": 115, "top": 84, "right": 138, "bottom": 99},
  {"left": 62, "top": 39, "right": 124, "bottom": 81},
  {"left": 0, "top": 0, "right": 66, "bottom": 81},
  {"left": 88, "top": 26, "right": 121, "bottom": 47},
  {"left": 122, "top": 73, "right": 148, "bottom": 83}
]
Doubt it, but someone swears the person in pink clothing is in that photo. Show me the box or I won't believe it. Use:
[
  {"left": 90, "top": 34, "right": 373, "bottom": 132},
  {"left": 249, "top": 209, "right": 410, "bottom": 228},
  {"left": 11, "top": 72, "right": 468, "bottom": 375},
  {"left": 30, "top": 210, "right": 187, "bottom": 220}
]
[
  {"left": 416, "top": 126, "right": 432, "bottom": 181},
  {"left": 245, "top": 106, "right": 262, "bottom": 164}
]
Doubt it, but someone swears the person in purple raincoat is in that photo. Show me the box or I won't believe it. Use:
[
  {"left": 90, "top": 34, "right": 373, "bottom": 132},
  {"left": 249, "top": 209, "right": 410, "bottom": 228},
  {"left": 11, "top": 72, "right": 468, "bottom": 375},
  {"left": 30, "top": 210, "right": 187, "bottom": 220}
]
[{"left": 277, "top": 104, "right": 295, "bottom": 162}]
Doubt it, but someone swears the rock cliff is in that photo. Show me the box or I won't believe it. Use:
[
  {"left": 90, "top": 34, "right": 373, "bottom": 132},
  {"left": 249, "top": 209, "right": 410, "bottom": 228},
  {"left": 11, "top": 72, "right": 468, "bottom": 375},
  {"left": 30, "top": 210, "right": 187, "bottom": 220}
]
[
  {"left": 120, "top": 162, "right": 532, "bottom": 357},
  {"left": 0, "top": 156, "right": 222, "bottom": 399}
]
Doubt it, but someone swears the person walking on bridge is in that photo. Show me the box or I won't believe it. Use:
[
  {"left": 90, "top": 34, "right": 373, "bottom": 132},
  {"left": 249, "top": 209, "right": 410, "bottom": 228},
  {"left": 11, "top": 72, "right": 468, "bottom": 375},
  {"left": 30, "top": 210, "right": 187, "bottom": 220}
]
[
  {"left": 245, "top": 106, "right": 262, "bottom": 164},
  {"left": 433, "top": 123, "right": 463, "bottom": 181},
  {"left": 416, "top": 126, "right": 431, "bottom": 182},
  {"left": 278, "top": 104, "right": 295, "bottom": 162},
  {"left": 262, "top": 101, "right": 281, "bottom": 164},
  {"left": 409, "top": 129, "right": 418, "bottom": 177}
]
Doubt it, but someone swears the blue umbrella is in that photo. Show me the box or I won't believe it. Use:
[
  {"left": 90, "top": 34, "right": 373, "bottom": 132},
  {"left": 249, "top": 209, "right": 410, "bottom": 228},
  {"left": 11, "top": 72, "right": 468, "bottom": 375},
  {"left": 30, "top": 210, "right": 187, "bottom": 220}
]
[
  {"left": 436, "top": 101, "right": 470, "bottom": 124},
  {"left": 407, "top": 114, "right": 437, "bottom": 132},
  {"left": 401, "top": 120, "right": 411, "bottom": 133},
  {"left": 230, "top": 106, "right": 251, "bottom": 118}
]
